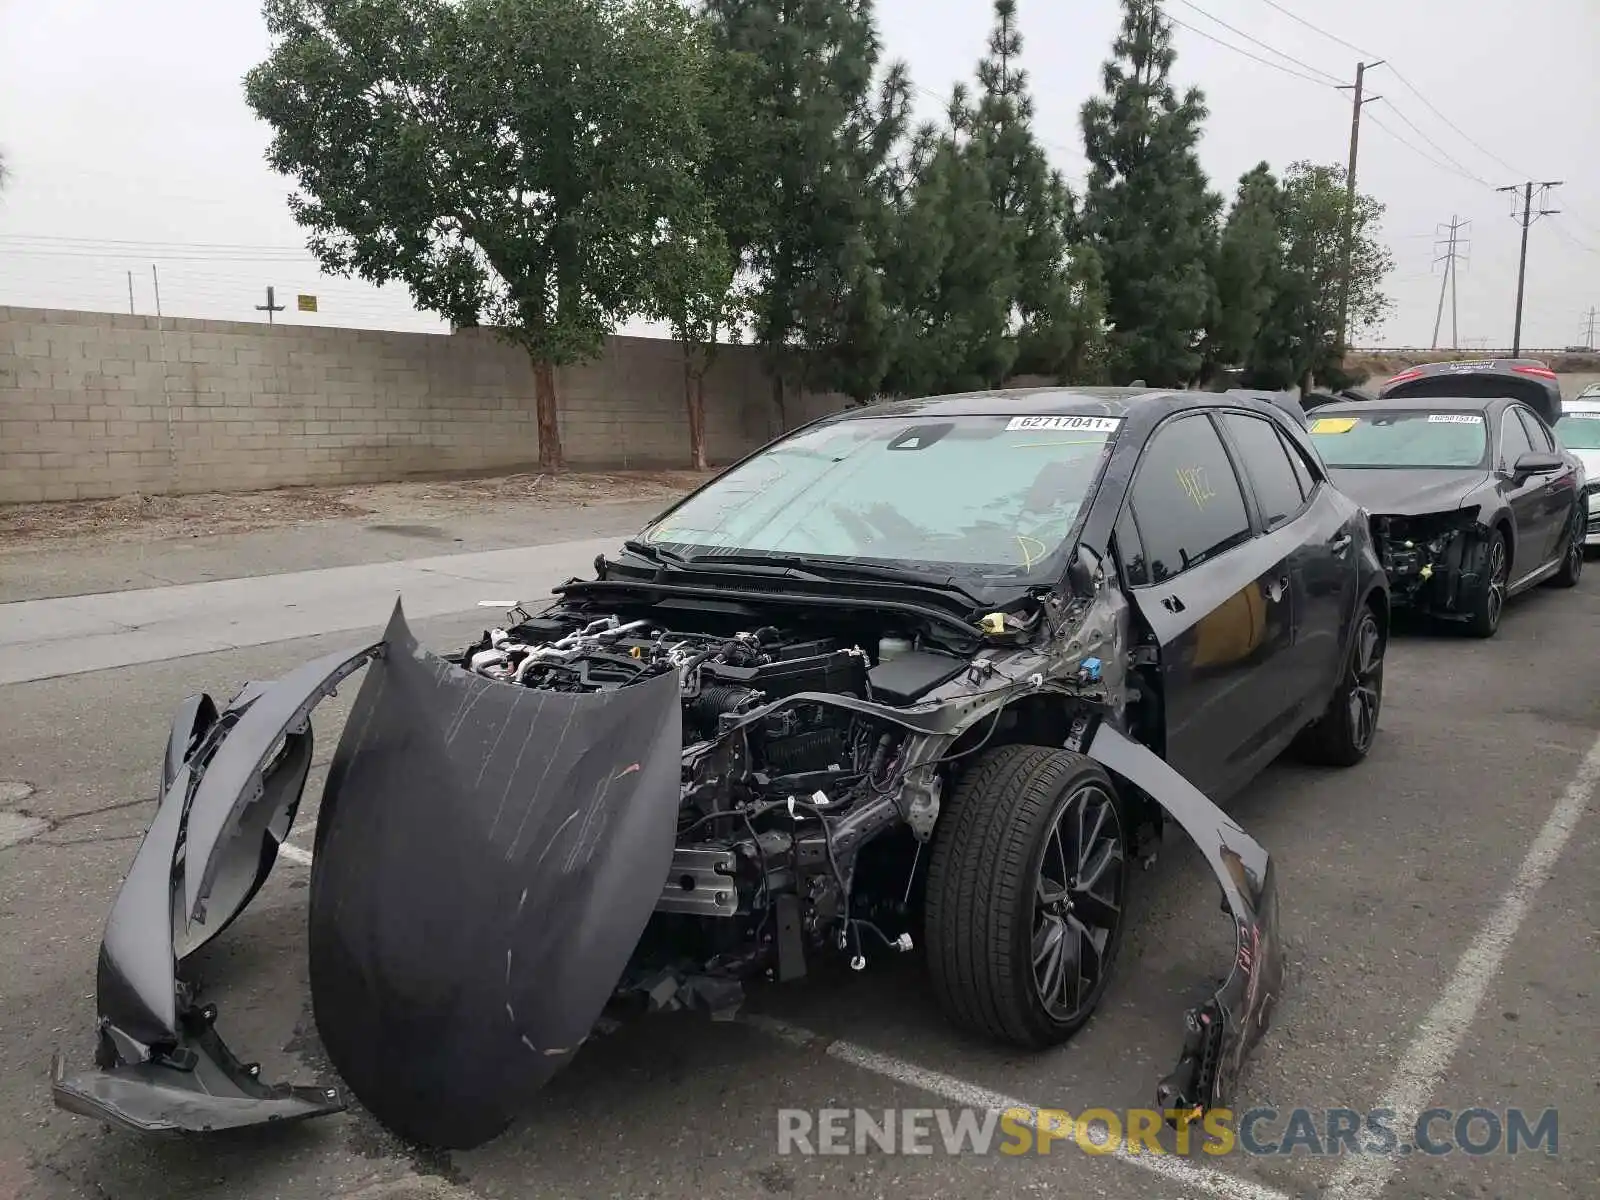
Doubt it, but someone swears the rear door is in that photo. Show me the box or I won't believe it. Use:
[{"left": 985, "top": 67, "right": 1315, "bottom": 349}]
[
  {"left": 1119, "top": 411, "right": 1297, "bottom": 801},
  {"left": 1217, "top": 410, "right": 1357, "bottom": 717},
  {"left": 1495, "top": 405, "right": 1558, "bottom": 570},
  {"left": 1513, "top": 404, "right": 1580, "bottom": 560}
]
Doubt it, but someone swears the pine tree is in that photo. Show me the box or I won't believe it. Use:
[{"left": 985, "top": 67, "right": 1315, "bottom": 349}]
[
  {"left": 1205, "top": 163, "right": 1283, "bottom": 381},
  {"left": 700, "top": 0, "right": 910, "bottom": 409},
  {"left": 1080, "top": 0, "right": 1221, "bottom": 386},
  {"left": 879, "top": 97, "right": 1018, "bottom": 396}
]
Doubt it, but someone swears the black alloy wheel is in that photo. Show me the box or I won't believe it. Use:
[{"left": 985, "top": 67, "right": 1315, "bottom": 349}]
[
  {"left": 1031, "top": 782, "right": 1125, "bottom": 1023},
  {"left": 924, "top": 745, "right": 1130, "bottom": 1048},
  {"left": 1292, "top": 603, "right": 1385, "bottom": 767},
  {"left": 1465, "top": 531, "right": 1509, "bottom": 638},
  {"left": 1551, "top": 501, "right": 1585, "bottom": 588}
]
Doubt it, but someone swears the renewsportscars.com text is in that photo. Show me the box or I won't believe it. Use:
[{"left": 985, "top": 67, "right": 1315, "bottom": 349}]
[{"left": 775, "top": 1106, "right": 1559, "bottom": 1158}]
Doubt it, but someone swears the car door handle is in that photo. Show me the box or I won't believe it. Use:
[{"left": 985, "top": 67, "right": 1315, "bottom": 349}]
[
  {"left": 1329, "top": 533, "right": 1352, "bottom": 556},
  {"left": 1161, "top": 594, "right": 1186, "bottom": 613}
]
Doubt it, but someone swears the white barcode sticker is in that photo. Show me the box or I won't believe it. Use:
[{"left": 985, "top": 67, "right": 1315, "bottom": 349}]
[
  {"left": 1426, "top": 413, "right": 1483, "bottom": 424},
  {"left": 1005, "top": 415, "right": 1122, "bottom": 433}
]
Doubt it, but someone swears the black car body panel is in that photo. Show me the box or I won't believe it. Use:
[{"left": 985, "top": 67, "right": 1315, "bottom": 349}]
[
  {"left": 1310, "top": 395, "right": 1584, "bottom": 617},
  {"left": 54, "top": 387, "right": 1386, "bottom": 1150}
]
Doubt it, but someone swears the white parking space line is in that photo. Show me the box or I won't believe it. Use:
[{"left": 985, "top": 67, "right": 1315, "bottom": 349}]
[
  {"left": 278, "top": 841, "right": 314, "bottom": 867},
  {"left": 742, "top": 1015, "right": 1292, "bottom": 1200},
  {"left": 1324, "top": 731, "right": 1600, "bottom": 1200}
]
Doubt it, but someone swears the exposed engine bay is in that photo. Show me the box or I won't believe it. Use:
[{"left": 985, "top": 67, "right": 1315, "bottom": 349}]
[{"left": 452, "top": 601, "right": 983, "bottom": 987}]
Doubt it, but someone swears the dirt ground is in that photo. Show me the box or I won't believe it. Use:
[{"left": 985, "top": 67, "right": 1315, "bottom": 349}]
[{"left": 0, "top": 469, "right": 714, "bottom": 551}]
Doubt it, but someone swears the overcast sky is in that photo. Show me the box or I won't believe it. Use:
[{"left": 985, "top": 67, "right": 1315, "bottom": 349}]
[{"left": 2, "top": 0, "right": 1597, "bottom": 350}]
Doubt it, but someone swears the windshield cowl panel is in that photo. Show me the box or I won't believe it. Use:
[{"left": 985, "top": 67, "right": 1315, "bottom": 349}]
[{"left": 638, "top": 412, "right": 1123, "bottom": 589}]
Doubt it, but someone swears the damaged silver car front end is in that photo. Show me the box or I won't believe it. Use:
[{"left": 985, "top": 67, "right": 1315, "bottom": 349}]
[{"left": 53, "top": 558, "right": 1284, "bottom": 1147}]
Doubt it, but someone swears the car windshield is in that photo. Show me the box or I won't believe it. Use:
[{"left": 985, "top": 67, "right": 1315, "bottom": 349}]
[
  {"left": 1308, "top": 410, "right": 1488, "bottom": 468},
  {"left": 639, "top": 412, "right": 1122, "bottom": 579},
  {"left": 1553, "top": 408, "right": 1600, "bottom": 449}
]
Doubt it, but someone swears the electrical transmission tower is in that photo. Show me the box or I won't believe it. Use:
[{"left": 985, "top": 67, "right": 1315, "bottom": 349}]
[
  {"left": 1583, "top": 306, "right": 1598, "bottom": 352},
  {"left": 1496, "top": 181, "right": 1562, "bottom": 356},
  {"left": 1431, "top": 215, "right": 1471, "bottom": 350}
]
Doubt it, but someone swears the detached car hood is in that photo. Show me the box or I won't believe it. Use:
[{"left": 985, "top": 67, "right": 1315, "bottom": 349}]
[
  {"left": 53, "top": 600, "right": 683, "bottom": 1149},
  {"left": 1327, "top": 467, "right": 1488, "bottom": 517}
]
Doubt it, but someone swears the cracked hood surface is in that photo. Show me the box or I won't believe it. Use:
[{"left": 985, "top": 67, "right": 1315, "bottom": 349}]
[{"left": 307, "top": 603, "right": 683, "bottom": 1149}]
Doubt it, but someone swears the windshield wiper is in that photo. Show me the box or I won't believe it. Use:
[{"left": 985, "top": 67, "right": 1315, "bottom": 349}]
[{"left": 620, "top": 539, "right": 689, "bottom": 566}]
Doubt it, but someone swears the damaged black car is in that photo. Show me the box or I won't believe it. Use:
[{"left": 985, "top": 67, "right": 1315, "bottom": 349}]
[
  {"left": 53, "top": 387, "right": 1390, "bottom": 1152},
  {"left": 1309, "top": 393, "right": 1585, "bottom": 637}
]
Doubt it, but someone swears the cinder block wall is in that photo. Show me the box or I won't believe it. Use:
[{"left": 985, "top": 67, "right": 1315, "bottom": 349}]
[{"left": 0, "top": 307, "right": 850, "bottom": 503}]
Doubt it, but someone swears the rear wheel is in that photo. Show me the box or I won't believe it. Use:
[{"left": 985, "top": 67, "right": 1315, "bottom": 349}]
[
  {"left": 1462, "top": 528, "right": 1509, "bottom": 638},
  {"left": 1292, "top": 603, "right": 1385, "bottom": 767},
  {"left": 1550, "top": 500, "right": 1585, "bottom": 588},
  {"left": 924, "top": 744, "right": 1128, "bottom": 1048}
]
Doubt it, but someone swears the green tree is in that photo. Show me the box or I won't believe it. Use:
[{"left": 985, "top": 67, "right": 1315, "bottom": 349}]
[
  {"left": 1246, "top": 160, "right": 1393, "bottom": 391},
  {"left": 244, "top": 0, "right": 726, "bottom": 470},
  {"left": 879, "top": 100, "right": 1017, "bottom": 397},
  {"left": 701, "top": 0, "right": 911, "bottom": 411},
  {"left": 1204, "top": 163, "right": 1283, "bottom": 380},
  {"left": 1080, "top": 0, "right": 1221, "bottom": 386}
]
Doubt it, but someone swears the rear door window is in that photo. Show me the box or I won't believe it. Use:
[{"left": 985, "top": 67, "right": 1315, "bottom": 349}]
[
  {"left": 1129, "top": 414, "right": 1253, "bottom": 584},
  {"left": 1515, "top": 405, "right": 1555, "bottom": 451},
  {"left": 1221, "top": 412, "right": 1308, "bottom": 530},
  {"left": 1500, "top": 406, "right": 1535, "bottom": 466}
]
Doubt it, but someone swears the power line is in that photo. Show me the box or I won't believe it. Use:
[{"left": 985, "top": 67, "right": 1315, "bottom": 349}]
[
  {"left": 1248, "top": 0, "right": 1529, "bottom": 180},
  {"left": 1168, "top": 0, "right": 1343, "bottom": 85},
  {"left": 1159, "top": 9, "right": 1339, "bottom": 89},
  {"left": 1362, "top": 111, "right": 1491, "bottom": 188},
  {"left": 1254, "top": 0, "right": 1376, "bottom": 58},
  {"left": 1372, "top": 99, "right": 1490, "bottom": 187}
]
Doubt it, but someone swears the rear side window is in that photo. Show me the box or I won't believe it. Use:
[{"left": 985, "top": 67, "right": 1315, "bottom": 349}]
[
  {"left": 1500, "top": 407, "right": 1535, "bottom": 464},
  {"left": 1516, "top": 406, "right": 1554, "bottom": 451},
  {"left": 1221, "top": 413, "right": 1308, "bottom": 529},
  {"left": 1129, "top": 414, "right": 1252, "bottom": 583}
]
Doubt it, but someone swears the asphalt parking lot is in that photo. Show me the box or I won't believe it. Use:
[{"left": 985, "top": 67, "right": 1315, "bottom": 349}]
[{"left": 3, "top": 526, "right": 1598, "bottom": 1200}]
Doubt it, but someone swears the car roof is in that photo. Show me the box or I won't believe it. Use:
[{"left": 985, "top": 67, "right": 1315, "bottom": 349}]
[
  {"left": 1311, "top": 395, "right": 1504, "bottom": 415},
  {"left": 1564, "top": 394, "right": 1600, "bottom": 410},
  {"left": 818, "top": 386, "right": 1300, "bottom": 423}
]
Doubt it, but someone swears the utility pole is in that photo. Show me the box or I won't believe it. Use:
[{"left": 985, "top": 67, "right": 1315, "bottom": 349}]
[
  {"left": 1335, "top": 59, "right": 1385, "bottom": 350},
  {"left": 127, "top": 270, "right": 135, "bottom": 315},
  {"left": 1497, "top": 180, "right": 1562, "bottom": 357},
  {"left": 1431, "top": 216, "right": 1471, "bottom": 350},
  {"left": 255, "top": 285, "right": 285, "bottom": 324}
]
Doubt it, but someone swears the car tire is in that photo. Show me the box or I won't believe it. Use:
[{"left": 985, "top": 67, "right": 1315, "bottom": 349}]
[
  {"left": 923, "top": 743, "right": 1128, "bottom": 1049},
  {"left": 1292, "top": 602, "right": 1385, "bottom": 768},
  {"left": 1462, "top": 527, "right": 1510, "bottom": 638},
  {"left": 1550, "top": 500, "right": 1585, "bottom": 588}
]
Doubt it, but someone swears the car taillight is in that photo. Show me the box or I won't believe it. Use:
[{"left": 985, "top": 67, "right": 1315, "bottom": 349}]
[
  {"left": 1385, "top": 368, "right": 1424, "bottom": 386},
  {"left": 1511, "top": 365, "right": 1559, "bottom": 380}
]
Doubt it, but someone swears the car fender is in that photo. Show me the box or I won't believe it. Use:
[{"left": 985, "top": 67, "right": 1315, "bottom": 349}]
[{"left": 1084, "top": 722, "right": 1284, "bottom": 1117}]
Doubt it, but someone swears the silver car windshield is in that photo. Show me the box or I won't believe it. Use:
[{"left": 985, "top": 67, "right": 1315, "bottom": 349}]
[
  {"left": 1309, "top": 410, "right": 1488, "bottom": 469},
  {"left": 640, "top": 413, "right": 1122, "bottom": 577},
  {"left": 1554, "top": 409, "right": 1600, "bottom": 450}
]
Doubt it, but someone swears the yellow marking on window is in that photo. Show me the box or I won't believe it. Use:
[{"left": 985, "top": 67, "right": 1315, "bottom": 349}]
[
  {"left": 1015, "top": 535, "right": 1048, "bottom": 568},
  {"left": 1311, "top": 416, "right": 1359, "bottom": 434},
  {"left": 1176, "top": 466, "right": 1215, "bottom": 508}
]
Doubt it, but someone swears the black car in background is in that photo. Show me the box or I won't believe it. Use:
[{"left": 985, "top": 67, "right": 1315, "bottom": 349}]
[
  {"left": 1378, "top": 358, "right": 1565, "bottom": 425},
  {"left": 56, "top": 387, "right": 1389, "bottom": 1151},
  {"left": 1308, "top": 394, "right": 1585, "bottom": 637}
]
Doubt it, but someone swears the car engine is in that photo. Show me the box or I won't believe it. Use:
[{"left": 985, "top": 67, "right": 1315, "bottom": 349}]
[{"left": 454, "top": 603, "right": 959, "bottom": 991}]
